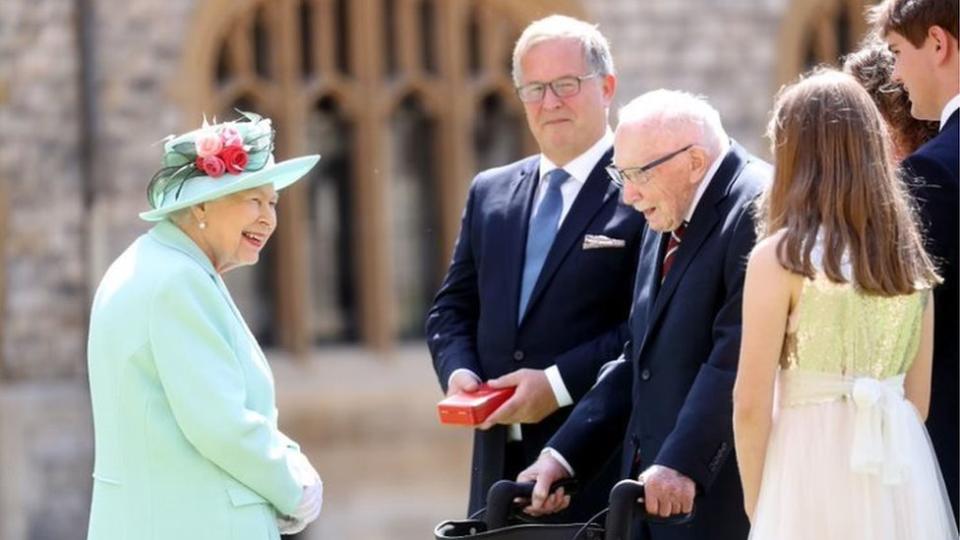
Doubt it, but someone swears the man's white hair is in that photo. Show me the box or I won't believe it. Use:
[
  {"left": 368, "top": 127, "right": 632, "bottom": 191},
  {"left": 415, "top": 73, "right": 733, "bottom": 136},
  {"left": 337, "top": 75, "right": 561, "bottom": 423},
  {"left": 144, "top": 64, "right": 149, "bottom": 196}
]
[
  {"left": 617, "top": 90, "right": 728, "bottom": 156},
  {"left": 511, "top": 15, "right": 615, "bottom": 86}
]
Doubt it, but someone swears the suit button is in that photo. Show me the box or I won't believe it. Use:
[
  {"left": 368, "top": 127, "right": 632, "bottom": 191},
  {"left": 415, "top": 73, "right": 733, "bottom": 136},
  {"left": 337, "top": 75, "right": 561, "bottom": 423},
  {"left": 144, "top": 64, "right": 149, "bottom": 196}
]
[
  {"left": 640, "top": 369, "right": 651, "bottom": 381},
  {"left": 513, "top": 350, "right": 525, "bottom": 362}
]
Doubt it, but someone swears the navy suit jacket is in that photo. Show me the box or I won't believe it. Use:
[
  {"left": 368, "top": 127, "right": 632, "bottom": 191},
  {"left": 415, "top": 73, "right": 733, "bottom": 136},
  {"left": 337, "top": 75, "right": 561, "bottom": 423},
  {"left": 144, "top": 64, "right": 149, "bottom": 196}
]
[
  {"left": 426, "top": 149, "right": 646, "bottom": 517},
  {"left": 550, "top": 143, "right": 770, "bottom": 540},
  {"left": 902, "top": 109, "right": 959, "bottom": 521}
]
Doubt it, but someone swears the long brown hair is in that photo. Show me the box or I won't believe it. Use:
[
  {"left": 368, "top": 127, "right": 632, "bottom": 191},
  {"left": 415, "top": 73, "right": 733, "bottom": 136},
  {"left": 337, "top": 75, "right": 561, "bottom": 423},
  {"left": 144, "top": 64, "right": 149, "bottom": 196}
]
[{"left": 761, "top": 67, "right": 940, "bottom": 295}]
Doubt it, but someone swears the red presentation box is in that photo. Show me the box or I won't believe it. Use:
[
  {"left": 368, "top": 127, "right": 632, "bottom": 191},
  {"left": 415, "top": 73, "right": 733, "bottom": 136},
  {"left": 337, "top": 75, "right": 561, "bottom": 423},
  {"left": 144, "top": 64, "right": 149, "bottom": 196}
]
[{"left": 438, "top": 384, "right": 516, "bottom": 426}]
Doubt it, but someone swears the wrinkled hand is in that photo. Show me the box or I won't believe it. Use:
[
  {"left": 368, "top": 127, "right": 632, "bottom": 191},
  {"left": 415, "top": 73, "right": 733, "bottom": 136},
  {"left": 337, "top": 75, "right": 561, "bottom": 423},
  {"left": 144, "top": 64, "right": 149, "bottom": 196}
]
[
  {"left": 516, "top": 453, "right": 572, "bottom": 516},
  {"left": 638, "top": 465, "right": 695, "bottom": 518},
  {"left": 479, "top": 369, "right": 558, "bottom": 429},
  {"left": 447, "top": 370, "right": 481, "bottom": 397}
]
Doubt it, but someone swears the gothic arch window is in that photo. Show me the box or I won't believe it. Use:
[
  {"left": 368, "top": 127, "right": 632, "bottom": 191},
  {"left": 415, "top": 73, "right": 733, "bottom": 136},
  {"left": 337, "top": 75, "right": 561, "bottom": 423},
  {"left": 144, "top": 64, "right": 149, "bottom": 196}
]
[
  {"left": 778, "top": 0, "right": 871, "bottom": 86},
  {"left": 305, "top": 97, "right": 357, "bottom": 343},
  {"left": 180, "top": 0, "right": 583, "bottom": 352},
  {"left": 387, "top": 94, "right": 441, "bottom": 339}
]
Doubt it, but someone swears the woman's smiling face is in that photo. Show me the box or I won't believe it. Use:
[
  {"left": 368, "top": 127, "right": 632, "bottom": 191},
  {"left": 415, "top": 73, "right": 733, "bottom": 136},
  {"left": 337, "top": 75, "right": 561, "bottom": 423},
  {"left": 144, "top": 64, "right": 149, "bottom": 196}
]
[{"left": 192, "top": 184, "right": 278, "bottom": 273}]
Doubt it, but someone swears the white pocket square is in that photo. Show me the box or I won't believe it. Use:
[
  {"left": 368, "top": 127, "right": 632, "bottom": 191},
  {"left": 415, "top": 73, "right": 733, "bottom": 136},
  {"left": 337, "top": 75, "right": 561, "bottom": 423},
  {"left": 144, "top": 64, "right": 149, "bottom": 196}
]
[{"left": 582, "top": 234, "right": 626, "bottom": 249}]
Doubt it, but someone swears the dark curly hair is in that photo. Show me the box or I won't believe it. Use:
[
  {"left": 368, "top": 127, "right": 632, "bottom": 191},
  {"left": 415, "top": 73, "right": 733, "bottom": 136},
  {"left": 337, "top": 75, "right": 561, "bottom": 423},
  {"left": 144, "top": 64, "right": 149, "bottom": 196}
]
[{"left": 842, "top": 36, "right": 940, "bottom": 158}]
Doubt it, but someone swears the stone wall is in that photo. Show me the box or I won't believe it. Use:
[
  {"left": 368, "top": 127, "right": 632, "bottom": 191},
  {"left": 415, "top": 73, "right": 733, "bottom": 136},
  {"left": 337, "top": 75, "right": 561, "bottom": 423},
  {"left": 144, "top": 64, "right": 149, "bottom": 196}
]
[
  {"left": 0, "top": 0, "right": 197, "bottom": 537},
  {"left": 86, "top": 0, "right": 199, "bottom": 285},
  {"left": 0, "top": 0, "right": 88, "bottom": 379},
  {"left": 589, "top": 0, "right": 788, "bottom": 157}
]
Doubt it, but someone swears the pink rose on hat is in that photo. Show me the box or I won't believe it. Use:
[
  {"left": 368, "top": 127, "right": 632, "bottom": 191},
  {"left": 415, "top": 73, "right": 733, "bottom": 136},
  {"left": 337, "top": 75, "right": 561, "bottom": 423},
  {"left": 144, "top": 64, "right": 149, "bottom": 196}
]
[
  {"left": 196, "top": 155, "right": 226, "bottom": 177},
  {"left": 195, "top": 129, "right": 223, "bottom": 158},
  {"left": 221, "top": 145, "right": 249, "bottom": 174},
  {"left": 220, "top": 125, "right": 244, "bottom": 148}
]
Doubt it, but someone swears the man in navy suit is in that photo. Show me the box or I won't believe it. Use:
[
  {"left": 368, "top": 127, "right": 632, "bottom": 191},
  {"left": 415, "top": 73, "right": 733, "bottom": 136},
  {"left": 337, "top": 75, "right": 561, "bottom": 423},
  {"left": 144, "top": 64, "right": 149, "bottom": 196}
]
[
  {"left": 519, "top": 90, "right": 771, "bottom": 540},
  {"left": 425, "top": 15, "right": 646, "bottom": 519},
  {"left": 874, "top": 0, "right": 959, "bottom": 521}
]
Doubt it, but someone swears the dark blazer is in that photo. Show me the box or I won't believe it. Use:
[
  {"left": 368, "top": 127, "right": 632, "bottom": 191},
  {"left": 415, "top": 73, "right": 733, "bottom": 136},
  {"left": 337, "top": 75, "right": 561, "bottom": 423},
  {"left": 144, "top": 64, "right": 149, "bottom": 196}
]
[
  {"left": 426, "top": 149, "right": 646, "bottom": 518},
  {"left": 902, "top": 109, "right": 959, "bottom": 522},
  {"left": 549, "top": 143, "right": 770, "bottom": 540}
]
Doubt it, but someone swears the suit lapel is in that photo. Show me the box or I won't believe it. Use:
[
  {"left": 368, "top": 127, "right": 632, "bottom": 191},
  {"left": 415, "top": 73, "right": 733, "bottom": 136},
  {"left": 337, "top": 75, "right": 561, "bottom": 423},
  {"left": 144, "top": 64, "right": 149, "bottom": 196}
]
[
  {"left": 522, "top": 150, "right": 616, "bottom": 322},
  {"left": 630, "top": 227, "right": 664, "bottom": 353},
  {"left": 637, "top": 144, "right": 748, "bottom": 356},
  {"left": 503, "top": 158, "right": 540, "bottom": 328}
]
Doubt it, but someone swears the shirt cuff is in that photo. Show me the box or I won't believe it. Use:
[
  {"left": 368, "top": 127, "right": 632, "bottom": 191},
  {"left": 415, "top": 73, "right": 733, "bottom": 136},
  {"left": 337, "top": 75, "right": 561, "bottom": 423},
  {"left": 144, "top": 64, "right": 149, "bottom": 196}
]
[
  {"left": 545, "top": 365, "right": 574, "bottom": 407},
  {"left": 447, "top": 368, "right": 481, "bottom": 390},
  {"left": 541, "top": 447, "right": 575, "bottom": 476}
]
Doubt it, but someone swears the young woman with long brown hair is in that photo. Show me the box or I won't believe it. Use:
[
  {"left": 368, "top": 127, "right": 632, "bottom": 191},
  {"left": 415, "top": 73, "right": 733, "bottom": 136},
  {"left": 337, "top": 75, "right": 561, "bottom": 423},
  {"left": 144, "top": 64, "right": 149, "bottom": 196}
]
[{"left": 733, "top": 68, "right": 956, "bottom": 539}]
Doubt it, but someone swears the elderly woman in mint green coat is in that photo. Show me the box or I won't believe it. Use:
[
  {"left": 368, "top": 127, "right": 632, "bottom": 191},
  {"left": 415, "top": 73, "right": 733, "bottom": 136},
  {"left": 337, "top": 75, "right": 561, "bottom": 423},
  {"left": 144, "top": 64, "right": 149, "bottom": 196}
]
[{"left": 87, "top": 113, "right": 322, "bottom": 540}]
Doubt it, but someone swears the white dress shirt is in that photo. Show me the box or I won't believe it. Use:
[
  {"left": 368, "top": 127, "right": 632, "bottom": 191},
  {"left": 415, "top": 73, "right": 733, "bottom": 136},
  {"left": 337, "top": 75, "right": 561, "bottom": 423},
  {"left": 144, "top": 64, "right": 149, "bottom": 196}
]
[
  {"left": 449, "top": 129, "right": 615, "bottom": 441},
  {"left": 940, "top": 94, "right": 960, "bottom": 130},
  {"left": 682, "top": 138, "right": 729, "bottom": 223}
]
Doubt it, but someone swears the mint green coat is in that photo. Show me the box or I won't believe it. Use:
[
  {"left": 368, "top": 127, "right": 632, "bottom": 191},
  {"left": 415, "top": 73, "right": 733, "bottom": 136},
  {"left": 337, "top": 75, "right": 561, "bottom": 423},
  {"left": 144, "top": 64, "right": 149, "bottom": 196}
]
[{"left": 86, "top": 221, "right": 302, "bottom": 540}]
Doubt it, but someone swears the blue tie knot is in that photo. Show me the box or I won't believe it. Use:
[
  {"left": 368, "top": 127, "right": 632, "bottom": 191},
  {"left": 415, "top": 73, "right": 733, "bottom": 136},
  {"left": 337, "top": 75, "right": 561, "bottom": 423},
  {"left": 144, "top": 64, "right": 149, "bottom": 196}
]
[{"left": 545, "top": 168, "right": 570, "bottom": 190}]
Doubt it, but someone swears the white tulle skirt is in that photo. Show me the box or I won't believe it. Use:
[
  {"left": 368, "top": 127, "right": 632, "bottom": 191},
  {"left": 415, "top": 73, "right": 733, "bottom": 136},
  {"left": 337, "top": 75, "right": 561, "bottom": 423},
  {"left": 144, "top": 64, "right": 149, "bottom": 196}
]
[{"left": 749, "top": 369, "right": 958, "bottom": 540}]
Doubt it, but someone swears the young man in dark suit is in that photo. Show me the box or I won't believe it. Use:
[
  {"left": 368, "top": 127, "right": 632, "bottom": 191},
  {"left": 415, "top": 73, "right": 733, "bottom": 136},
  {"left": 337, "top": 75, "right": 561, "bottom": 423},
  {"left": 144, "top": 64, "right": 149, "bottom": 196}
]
[
  {"left": 425, "top": 15, "right": 646, "bottom": 519},
  {"left": 519, "top": 90, "right": 771, "bottom": 540},
  {"left": 874, "top": 0, "right": 959, "bottom": 521}
]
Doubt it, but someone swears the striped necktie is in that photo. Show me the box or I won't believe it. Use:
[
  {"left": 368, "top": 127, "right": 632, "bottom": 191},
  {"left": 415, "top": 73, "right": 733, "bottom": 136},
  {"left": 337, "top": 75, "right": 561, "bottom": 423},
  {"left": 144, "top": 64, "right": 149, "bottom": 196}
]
[{"left": 661, "top": 223, "right": 687, "bottom": 282}]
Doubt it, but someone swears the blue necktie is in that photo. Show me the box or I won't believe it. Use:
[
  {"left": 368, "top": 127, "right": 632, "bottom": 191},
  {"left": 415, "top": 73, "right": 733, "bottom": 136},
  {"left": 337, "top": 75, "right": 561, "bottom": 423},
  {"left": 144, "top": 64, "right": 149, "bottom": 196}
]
[{"left": 519, "top": 169, "right": 569, "bottom": 320}]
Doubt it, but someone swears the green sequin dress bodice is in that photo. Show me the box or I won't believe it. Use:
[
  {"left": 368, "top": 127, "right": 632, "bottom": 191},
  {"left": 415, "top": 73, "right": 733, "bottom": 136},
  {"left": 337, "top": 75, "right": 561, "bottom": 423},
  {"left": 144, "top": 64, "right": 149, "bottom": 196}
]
[{"left": 781, "top": 272, "right": 927, "bottom": 379}]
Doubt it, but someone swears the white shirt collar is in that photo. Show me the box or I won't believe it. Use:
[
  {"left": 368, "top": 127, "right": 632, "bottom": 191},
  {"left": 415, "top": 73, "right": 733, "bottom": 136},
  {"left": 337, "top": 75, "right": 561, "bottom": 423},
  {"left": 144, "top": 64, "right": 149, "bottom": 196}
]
[
  {"left": 940, "top": 94, "right": 960, "bottom": 130},
  {"left": 539, "top": 128, "right": 614, "bottom": 183},
  {"left": 684, "top": 139, "right": 731, "bottom": 223}
]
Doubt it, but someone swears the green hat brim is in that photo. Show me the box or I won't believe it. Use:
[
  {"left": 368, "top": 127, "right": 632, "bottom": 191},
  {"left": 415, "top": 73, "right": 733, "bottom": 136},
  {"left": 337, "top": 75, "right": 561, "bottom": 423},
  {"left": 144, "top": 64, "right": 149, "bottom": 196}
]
[{"left": 139, "top": 155, "right": 320, "bottom": 222}]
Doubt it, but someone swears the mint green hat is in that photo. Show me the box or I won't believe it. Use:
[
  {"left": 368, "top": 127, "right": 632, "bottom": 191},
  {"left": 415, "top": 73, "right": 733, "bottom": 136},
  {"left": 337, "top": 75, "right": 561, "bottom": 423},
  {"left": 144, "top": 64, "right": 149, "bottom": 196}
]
[{"left": 140, "top": 111, "right": 320, "bottom": 222}]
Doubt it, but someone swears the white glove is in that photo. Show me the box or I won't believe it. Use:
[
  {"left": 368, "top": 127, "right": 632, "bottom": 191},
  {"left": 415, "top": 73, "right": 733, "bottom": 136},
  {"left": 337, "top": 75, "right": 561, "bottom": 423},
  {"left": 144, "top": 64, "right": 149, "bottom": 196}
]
[
  {"left": 277, "top": 453, "right": 323, "bottom": 535},
  {"left": 276, "top": 513, "right": 304, "bottom": 535}
]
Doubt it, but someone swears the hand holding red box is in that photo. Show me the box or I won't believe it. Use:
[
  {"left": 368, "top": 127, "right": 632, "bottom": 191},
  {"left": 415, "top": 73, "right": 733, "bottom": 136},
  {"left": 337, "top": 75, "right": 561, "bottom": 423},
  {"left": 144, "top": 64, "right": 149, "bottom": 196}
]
[{"left": 438, "top": 383, "right": 517, "bottom": 426}]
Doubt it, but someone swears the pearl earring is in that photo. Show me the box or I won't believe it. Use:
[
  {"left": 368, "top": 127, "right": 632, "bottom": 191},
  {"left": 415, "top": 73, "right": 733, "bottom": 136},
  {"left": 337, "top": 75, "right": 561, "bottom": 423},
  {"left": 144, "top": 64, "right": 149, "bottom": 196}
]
[{"left": 199, "top": 221, "right": 207, "bottom": 230}]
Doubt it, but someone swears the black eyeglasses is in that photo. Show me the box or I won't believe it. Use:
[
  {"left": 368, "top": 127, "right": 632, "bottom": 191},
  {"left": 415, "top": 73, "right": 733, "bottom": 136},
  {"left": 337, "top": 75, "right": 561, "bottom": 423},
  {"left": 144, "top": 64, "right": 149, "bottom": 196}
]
[
  {"left": 516, "top": 73, "right": 599, "bottom": 103},
  {"left": 606, "top": 144, "right": 694, "bottom": 188}
]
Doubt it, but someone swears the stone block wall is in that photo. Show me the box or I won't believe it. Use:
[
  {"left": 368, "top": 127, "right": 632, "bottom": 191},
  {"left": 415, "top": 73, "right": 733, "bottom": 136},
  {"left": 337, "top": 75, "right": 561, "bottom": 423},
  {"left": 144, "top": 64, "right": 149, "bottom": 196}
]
[
  {"left": 588, "top": 0, "right": 789, "bottom": 157},
  {"left": 0, "top": 0, "right": 88, "bottom": 379},
  {"left": 0, "top": 0, "right": 198, "bottom": 537}
]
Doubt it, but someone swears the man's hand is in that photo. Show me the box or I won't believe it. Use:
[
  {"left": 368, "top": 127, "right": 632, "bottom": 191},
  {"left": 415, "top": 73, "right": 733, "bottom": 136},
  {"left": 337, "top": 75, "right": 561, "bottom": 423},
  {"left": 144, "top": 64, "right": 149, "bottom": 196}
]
[
  {"left": 479, "top": 369, "right": 559, "bottom": 429},
  {"left": 638, "top": 465, "right": 695, "bottom": 518},
  {"left": 447, "top": 370, "right": 481, "bottom": 397},
  {"left": 517, "top": 453, "right": 572, "bottom": 516}
]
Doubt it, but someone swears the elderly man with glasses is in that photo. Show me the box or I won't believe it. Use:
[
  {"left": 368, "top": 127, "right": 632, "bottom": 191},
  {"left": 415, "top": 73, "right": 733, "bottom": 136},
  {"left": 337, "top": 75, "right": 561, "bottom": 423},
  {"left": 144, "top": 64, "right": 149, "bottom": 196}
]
[
  {"left": 426, "top": 15, "right": 646, "bottom": 520},
  {"left": 518, "top": 90, "right": 771, "bottom": 540}
]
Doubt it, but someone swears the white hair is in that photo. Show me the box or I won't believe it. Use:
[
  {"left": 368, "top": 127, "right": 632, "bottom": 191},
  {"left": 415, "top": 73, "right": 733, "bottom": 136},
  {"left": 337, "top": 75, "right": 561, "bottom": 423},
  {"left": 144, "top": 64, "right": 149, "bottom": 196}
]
[
  {"left": 511, "top": 15, "right": 615, "bottom": 86},
  {"left": 617, "top": 90, "right": 728, "bottom": 156}
]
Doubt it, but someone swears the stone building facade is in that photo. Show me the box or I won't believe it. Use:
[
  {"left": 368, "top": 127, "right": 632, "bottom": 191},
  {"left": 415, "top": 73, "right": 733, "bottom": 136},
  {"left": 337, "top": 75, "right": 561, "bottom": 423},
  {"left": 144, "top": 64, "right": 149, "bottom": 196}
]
[{"left": 0, "top": 0, "right": 869, "bottom": 538}]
